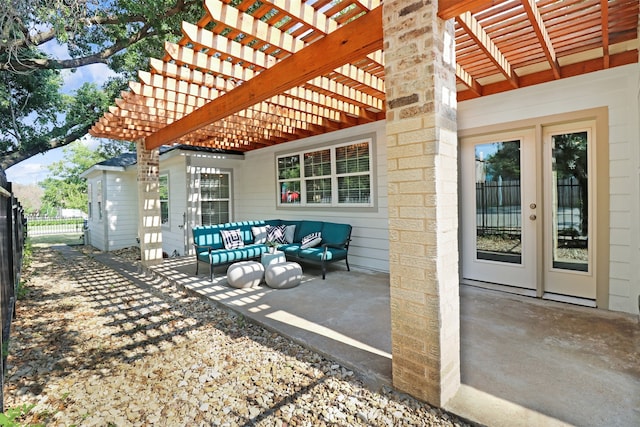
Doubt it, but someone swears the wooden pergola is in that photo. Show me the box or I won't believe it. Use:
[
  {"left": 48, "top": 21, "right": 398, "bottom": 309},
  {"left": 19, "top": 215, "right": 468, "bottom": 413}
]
[{"left": 89, "top": 0, "right": 639, "bottom": 150}]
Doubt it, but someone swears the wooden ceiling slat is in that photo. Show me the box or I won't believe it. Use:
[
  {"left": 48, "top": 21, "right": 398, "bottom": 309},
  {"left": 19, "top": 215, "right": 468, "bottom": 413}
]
[{"left": 456, "top": 11, "right": 519, "bottom": 88}]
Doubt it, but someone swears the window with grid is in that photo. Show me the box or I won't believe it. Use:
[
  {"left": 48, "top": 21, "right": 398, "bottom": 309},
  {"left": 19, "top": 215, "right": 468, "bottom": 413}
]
[
  {"left": 276, "top": 139, "right": 373, "bottom": 207},
  {"left": 159, "top": 174, "right": 169, "bottom": 226},
  {"left": 201, "top": 172, "right": 231, "bottom": 225}
]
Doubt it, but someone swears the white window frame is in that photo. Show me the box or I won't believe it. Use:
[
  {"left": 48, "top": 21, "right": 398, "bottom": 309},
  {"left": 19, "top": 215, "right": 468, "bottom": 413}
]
[
  {"left": 276, "top": 138, "right": 374, "bottom": 208},
  {"left": 159, "top": 173, "right": 170, "bottom": 228},
  {"left": 199, "top": 170, "right": 232, "bottom": 225},
  {"left": 96, "top": 180, "right": 102, "bottom": 221},
  {"left": 87, "top": 183, "right": 93, "bottom": 219}
]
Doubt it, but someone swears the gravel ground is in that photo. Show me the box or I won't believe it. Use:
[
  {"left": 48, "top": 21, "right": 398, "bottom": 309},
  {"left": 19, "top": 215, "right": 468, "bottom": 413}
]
[{"left": 4, "top": 246, "right": 470, "bottom": 426}]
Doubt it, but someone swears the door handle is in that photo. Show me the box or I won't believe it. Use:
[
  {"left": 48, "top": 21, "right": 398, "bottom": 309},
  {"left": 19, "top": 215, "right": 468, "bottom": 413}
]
[
  {"left": 530, "top": 203, "right": 537, "bottom": 209},
  {"left": 529, "top": 214, "right": 537, "bottom": 220}
]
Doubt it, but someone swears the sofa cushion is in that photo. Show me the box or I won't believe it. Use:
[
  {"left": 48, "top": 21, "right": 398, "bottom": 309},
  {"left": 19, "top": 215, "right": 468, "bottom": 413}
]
[
  {"left": 220, "top": 229, "right": 245, "bottom": 249},
  {"left": 296, "top": 221, "right": 323, "bottom": 242},
  {"left": 251, "top": 226, "right": 268, "bottom": 244},
  {"left": 209, "top": 244, "right": 268, "bottom": 264},
  {"left": 277, "top": 243, "right": 301, "bottom": 256},
  {"left": 267, "top": 224, "right": 288, "bottom": 244},
  {"left": 320, "top": 222, "right": 351, "bottom": 246},
  {"left": 284, "top": 224, "right": 296, "bottom": 243},
  {"left": 298, "top": 246, "right": 347, "bottom": 261},
  {"left": 301, "top": 232, "right": 322, "bottom": 249}
]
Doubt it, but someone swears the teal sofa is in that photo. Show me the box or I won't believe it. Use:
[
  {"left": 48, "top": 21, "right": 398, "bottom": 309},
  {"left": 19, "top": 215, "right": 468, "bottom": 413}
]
[{"left": 192, "top": 219, "right": 352, "bottom": 280}]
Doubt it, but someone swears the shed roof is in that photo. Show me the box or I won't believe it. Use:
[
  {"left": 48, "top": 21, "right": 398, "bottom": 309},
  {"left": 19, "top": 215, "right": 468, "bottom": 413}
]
[{"left": 89, "top": 0, "right": 639, "bottom": 152}]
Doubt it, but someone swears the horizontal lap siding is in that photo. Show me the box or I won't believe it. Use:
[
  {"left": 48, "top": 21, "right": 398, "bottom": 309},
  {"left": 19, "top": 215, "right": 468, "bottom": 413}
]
[
  {"left": 105, "top": 171, "right": 138, "bottom": 251},
  {"left": 85, "top": 174, "right": 106, "bottom": 251},
  {"left": 458, "top": 64, "right": 640, "bottom": 315},
  {"left": 237, "top": 121, "right": 390, "bottom": 273}
]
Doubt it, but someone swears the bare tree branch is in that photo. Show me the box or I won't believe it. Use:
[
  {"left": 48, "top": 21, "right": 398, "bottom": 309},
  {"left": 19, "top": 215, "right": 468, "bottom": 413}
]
[{"left": 4, "top": 24, "right": 159, "bottom": 72}]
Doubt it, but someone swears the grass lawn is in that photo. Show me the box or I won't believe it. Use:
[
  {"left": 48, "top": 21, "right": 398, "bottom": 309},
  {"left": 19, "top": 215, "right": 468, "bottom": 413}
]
[{"left": 29, "top": 234, "right": 85, "bottom": 247}]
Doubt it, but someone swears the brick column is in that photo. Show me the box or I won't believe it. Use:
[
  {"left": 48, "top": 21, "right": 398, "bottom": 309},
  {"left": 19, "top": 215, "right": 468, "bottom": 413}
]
[
  {"left": 136, "top": 140, "right": 163, "bottom": 266},
  {"left": 383, "top": 0, "right": 460, "bottom": 406}
]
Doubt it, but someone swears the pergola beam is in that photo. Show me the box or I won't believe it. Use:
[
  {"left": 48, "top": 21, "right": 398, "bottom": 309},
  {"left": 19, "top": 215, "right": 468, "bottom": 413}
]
[
  {"left": 600, "top": 0, "right": 609, "bottom": 68},
  {"left": 438, "top": 0, "right": 499, "bottom": 20},
  {"left": 521, "top": 0, "right": 560, "bottom": 79},
  {"left": 145, "top": 6, "right": 383, "bottom": 149}
]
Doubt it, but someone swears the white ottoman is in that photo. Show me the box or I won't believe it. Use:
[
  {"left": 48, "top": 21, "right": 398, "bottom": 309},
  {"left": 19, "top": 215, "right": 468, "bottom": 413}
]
[
  {"left": 226, "top": 261, "right": 265, "bottom": 289},
  {"left": 265, "top": 262, "right": 302, "bottom": 289}
]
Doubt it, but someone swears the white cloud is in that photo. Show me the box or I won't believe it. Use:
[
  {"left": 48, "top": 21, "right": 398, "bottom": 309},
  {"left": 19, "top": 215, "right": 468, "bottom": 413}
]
[
  {"left": 5, "top": 146, "right": 66, "bottom": 185},
  {"left": 39, "top": 39, "right": 71, "bottom": 60},
  {"left": 86, "top": 63, "right": 118, "bottom": 86},
  {"left": 6, "top": 162, "right": 49, "bottom": 185}
]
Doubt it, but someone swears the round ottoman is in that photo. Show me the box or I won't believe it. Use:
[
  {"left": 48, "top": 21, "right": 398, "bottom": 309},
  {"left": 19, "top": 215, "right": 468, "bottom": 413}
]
[
  {"left": 226, "top": 261, "right": 265, "bottom": 289},
  {"left": 265, "top": 262, "right": 302, "bottom": 289}
]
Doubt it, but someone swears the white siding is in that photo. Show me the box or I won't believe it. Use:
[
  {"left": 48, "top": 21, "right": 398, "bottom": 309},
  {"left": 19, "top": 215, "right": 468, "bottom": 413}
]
[
  {"left": 85, "top": 173, "right": 106, "bottom": 250},
  {"left": 237, "top": 121, "right": 389, "bottom": 272},
  {"left": 104, "top": 170, "right": 138, "bottom": 251},
  {"left": 457, "top": 64, "right": 640, "bottom": 315},
  {"left": 84, "top": 169, "right": 138, "bottom": 251}
]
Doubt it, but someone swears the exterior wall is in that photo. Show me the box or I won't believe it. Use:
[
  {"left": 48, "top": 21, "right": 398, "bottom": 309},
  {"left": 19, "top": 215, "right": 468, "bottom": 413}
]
[
  {"left": 160, "top": 154, "right": 188, "bottom": 257},
  {"left": 85, "top": 172, "right": 106, "bottom": 251},
  {"left": 84, "top": 169, "right": 138, "bottom": 251},
  {"left": 457, "top": 64, "right": 640, "bottom": 315},
  {"left": 237, "top": 121, "right": 390, "bottom": 272},
  {"left": 104, "top": 170, "right": 138, "bottom": 251}
]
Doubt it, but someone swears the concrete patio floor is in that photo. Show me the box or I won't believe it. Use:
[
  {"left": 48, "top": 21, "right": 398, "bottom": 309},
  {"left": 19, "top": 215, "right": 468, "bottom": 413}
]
[{"left": 130, "top": 256, "right": 640, "bottom": 427}]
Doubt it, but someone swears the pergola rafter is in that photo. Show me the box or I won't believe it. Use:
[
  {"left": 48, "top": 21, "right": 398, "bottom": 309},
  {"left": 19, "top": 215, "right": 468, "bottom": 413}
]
[{"left": 89, "top": 0, "right": 638, "bottom": 150}]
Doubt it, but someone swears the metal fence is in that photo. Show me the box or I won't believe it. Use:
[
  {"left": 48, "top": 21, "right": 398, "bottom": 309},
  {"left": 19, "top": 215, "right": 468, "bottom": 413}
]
[
  {"left": 0, "top": 172, "right": 26, "bottom": 411},
  {"left": 26, "top": 215, "right": 86, "bottom": 236},
  {"left": 475, "top": 179, "right": 522, "bottom": 236},
  {"left": 476, "top": 177, "right": 586, "bottom": 238}
]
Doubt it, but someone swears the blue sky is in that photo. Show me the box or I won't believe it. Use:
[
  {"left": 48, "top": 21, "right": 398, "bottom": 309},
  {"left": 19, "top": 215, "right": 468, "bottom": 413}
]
[{"left": 6, "top": 40, "right": 117, "bottom": 185}]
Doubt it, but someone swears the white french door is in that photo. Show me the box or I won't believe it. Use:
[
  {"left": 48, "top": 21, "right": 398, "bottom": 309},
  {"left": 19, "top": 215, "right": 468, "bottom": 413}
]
[
  {"left": 542, "top": 121, "right": 596, "bottom": 300},
  {"left": 461, "top": 121, "right": 597, "bottom": 301},
  {"left": 461, "top": 128, "right": 538, "bottom": 290}
]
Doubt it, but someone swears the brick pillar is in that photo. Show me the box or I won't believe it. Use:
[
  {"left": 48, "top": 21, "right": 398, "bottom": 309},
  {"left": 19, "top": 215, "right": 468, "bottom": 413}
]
[
  {"left": 136, "top": 141, "right": 163, "bottom": 266},
  {"left": 383, "top": 0, "right": 460, "bottom": 406}
]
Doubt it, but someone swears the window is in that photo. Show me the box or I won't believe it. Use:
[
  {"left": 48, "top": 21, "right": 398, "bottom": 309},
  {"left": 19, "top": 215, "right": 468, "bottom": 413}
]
[
  {"left": 96, "top": 180, "right": 102, "bottom": 220},
  {"left": 87, "top": 183, "right": 93, "bottom": 219},
  {"left": 277, "top": 139, "right": 373, "bottom": 207},
  {"left": 159, "top": 174, "right": 169, "bottom": 226},
  {"left": 201, "top": 172, "right": 231, "bottom": 225}
]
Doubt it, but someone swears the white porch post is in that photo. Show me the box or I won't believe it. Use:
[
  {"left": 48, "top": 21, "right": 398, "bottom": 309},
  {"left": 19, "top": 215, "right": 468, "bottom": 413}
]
[
  {"left": 136, "top": 140, "right": 163, "bottom": 266},
  {"left": 383, "top": 0, "right": 460, "bottom": 406}
]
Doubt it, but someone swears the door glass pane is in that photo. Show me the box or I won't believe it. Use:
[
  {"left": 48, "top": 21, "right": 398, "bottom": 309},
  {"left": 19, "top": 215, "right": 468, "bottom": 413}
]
[
  {"left": 551, "top": 132, "right": 588, "bottom": 272},
  {"left": 475, "top": 141, "right": 522, "bottom": 264}
]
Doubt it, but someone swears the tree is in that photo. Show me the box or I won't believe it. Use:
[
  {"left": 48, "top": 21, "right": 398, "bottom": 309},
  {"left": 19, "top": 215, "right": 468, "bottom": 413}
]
[
  {"left": 40, "top": 140, "right": 131, "bottom": 214},
  {"left": 11, "top": 183, "right": 44, "bottom": 214},
  {"left": 0, "top": 0, "right": 204, "bottom": 171},
  {"left": 484, "top": 141, "right": 521, "bottom": 181}
]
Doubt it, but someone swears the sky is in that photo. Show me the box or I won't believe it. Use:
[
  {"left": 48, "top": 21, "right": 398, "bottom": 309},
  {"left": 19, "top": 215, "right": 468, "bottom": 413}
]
[{"left": 5, "top": 40, "right": 117, "bottom": 185}]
